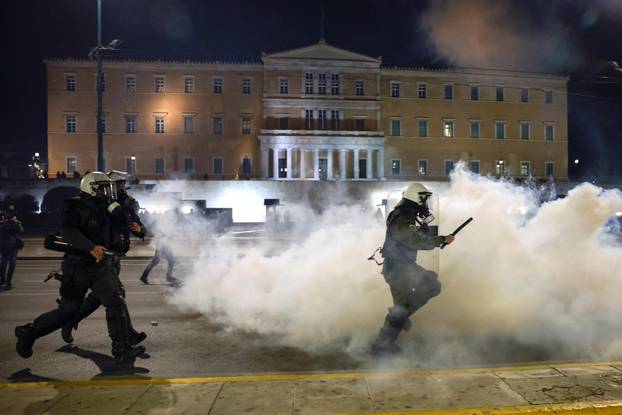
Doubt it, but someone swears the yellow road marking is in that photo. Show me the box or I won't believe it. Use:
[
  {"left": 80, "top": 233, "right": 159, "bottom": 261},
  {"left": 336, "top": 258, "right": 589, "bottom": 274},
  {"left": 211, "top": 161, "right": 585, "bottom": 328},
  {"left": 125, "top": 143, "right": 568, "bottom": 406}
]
[{"left": 1, "top": 359, "right": 622, "bottom": 389}]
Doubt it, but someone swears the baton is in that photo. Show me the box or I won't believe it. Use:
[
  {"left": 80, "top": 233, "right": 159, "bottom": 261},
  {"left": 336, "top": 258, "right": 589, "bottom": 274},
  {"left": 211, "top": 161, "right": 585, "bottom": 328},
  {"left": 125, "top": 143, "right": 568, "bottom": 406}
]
[{"left": 440, "top": 217, "right": 473, "bottom": 249}]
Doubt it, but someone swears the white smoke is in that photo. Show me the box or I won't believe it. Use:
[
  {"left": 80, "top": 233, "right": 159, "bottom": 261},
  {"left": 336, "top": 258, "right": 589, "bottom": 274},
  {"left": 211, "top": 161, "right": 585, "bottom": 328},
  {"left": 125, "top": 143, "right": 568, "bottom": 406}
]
[{"left": 165, "top": 166, "right": 622, "bottom": 363}]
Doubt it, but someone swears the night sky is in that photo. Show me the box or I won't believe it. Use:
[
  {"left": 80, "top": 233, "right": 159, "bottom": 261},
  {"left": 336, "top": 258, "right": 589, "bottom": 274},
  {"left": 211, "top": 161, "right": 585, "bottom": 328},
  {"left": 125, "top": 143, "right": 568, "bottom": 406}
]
[{"left": 3, "top": 0, "right": 622, "bottom": 179}]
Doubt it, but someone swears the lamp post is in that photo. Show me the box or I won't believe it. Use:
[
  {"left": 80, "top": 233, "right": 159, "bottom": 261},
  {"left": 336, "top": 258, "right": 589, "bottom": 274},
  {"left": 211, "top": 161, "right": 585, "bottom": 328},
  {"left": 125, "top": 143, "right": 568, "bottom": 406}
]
[{"left": 88, "top": 0, "right": 122, "bottom": 172}]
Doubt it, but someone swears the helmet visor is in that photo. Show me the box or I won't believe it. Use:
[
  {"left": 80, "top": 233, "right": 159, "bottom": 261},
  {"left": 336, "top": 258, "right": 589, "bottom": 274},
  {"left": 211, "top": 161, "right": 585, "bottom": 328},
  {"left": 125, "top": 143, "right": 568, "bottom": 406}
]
[{"left": 93, "top": 181, "right": 117, "bottom": 201}]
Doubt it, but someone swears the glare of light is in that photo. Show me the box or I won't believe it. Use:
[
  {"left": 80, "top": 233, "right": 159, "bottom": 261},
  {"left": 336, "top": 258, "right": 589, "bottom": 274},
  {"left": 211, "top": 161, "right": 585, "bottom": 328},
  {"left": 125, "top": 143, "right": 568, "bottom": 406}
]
[
  {"left": 130, "top": 155, "right": 136, "bottom": 161},
  {"left": 616, "top": 212, "right": 622, "bottom": 217},
  {"left": 574, "top": 159, "right": 579, "bottom": 164},
  {"left": 34, "top": 152, "right": 40, "bottom": 157},
  {"left": 181, "top": 205, "right": 192, "bottom": 214}
]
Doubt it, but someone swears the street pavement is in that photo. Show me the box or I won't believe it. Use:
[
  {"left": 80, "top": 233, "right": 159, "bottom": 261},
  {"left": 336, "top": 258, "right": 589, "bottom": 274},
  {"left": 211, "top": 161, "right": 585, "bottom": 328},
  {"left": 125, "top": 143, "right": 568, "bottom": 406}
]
[{"left": 2, "top": 254, "right": 622, "bottom": 413}]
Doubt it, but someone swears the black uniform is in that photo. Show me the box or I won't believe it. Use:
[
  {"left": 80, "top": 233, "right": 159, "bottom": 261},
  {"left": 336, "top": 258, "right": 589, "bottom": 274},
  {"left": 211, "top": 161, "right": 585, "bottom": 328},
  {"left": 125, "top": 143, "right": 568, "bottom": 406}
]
[
  {"left": 63, "top": 192, "right": 146, "bottom": 343},
  {"left": 0, "top": 213, "right": 23, "bottom": 289},
  {"left": 15, "top": 193, "right": 142, "bottom": 361},
  {"left": 372, "top": 198, "right": 444, "bottom": 354}
]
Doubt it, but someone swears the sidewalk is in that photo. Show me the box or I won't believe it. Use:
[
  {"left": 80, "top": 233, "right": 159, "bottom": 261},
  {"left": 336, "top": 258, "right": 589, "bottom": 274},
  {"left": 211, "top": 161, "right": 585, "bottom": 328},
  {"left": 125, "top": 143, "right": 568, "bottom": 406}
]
[{"left": 2, "top": 361, "right": 622, "bottom": 414}]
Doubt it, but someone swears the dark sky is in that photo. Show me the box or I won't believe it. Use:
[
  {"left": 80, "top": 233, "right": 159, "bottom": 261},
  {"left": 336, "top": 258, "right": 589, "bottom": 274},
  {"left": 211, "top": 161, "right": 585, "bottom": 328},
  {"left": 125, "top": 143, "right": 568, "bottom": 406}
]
[{"left": 3, "top": 0, "right": 622, "bottom": 179}]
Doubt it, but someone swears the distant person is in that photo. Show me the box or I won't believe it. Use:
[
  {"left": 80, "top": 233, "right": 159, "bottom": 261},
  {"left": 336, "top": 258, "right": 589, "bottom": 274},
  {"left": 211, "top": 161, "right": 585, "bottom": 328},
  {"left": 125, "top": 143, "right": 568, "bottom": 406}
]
[
  {"left": 56, "top": 171, "right": 61, "bottom": 179},
  {"left": 60, "top": 171, "right": 66, "bottom": 179},
  {"left": 0, "top": 205, "right": 23, "bottom": 290},
  {"left": 74, "top": 171, "right": 81, "bottom": 179},
  {"left": 140, "top": 243, "right": 178, "bottom": 287},
  {"left": 373, "top": 207, "right": 384, "bottom": 224}
]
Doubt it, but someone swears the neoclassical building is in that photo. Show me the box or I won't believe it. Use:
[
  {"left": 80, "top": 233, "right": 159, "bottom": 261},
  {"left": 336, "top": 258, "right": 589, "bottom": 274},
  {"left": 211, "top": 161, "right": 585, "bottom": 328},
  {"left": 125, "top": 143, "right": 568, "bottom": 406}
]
[{"left": 46, "top": 40, "right": 568, "bottom": 181}]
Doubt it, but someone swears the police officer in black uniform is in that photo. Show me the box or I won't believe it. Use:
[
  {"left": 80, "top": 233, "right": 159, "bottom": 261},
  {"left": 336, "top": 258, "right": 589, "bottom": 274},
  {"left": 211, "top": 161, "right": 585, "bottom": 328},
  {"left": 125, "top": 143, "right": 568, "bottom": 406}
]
[
  {"left": 61, "top": 171, "right": 147, "bottom": 346},
  {"left": 14, "top": 172, "right": 145, "bottom": 364},
  {"left": 371, "top": 183, "right": 454, "bottom": 355}
]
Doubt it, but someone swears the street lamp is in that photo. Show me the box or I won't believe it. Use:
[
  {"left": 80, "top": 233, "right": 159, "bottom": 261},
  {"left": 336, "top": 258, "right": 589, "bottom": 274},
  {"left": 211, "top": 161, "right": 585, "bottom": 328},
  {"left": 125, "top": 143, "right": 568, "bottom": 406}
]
[
  {"left": 574, "top": 159, "right": 580, "bottom": 165},
  {"left": 88, "top": 0, "right": 122, "bottom": 172},
  {"left": 496, "top": 160, "right": 505, "bottom": 177}
]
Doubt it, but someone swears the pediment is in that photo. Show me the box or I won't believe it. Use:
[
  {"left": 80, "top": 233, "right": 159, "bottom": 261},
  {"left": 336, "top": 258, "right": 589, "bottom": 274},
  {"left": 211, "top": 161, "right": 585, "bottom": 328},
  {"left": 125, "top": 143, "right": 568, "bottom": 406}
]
[{"left": 263, "top": 40, "right": 381, "bottom": 64}]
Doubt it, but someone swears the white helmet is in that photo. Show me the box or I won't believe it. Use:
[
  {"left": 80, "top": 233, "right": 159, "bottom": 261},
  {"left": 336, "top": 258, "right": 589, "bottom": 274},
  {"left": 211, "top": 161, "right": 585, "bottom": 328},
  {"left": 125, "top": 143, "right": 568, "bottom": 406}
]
[
  {"left": 403, "top": 182, "right": 432, "bottom": 204},
  {"left": 80, "top": 171, "right": 115, "bottom": 201},
  {"left": 107, "top": 170, "right": 129, "bottom": 193}
]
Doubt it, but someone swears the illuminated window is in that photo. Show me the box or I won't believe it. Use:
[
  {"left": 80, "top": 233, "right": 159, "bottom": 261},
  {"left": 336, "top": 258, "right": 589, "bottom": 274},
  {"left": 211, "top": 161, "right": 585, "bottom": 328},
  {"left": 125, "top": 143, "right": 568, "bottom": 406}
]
[
  {"left": 443, "top": 120, "right": 455, "bottom": 138},
  {"left": 418, "top": 159, "right": 428, "bottom": 175},
  {"left": 155, "top": 116, "right": 165, "bottom": 133},
  {"left": 66, "top": 156, "right": 77, "bottom": 173},
  {"left": 391, "top": 159, "right": 401, "bottom": 175},
  {"left": 66, "top": 74, "right": 76, "bottom": 91},
  {"left": 126, "top": 157, "right": 136, "bottom": 175},
  {"left": 520, "top": 161, "right": 530, "bottom": 176}
]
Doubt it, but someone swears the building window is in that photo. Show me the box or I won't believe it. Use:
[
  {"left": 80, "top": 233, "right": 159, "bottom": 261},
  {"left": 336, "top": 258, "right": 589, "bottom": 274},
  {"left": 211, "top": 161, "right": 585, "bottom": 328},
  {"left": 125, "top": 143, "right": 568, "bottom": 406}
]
[
  {"left": 155, "top": 116, "right": 165, "bottom": 133},
  {"left": 126, "top": 157, "right": 136, "bottom": 175},
  {"left": 241, "top": 117, "right": 251, "bottom": 134},
  {"left": 545, "top": 123, "right": 555, "bottom": 140},
  {"left": 520, "top": 161, "right": 530, "bottom": 176},
  {"left": 444, "top": 160, "right": 455, "bottom": 176},
  {"left": 279, "top": 78, "right": 289, "bottom": 94},
  {"left": 495, "top": 121, "right": 506, "bottom": 139},
  {"left": 418, "top": 159, "right": 428, "bottom": 175},
  {"left": 318, "top": 73, "right": 327, "bottom": 94},
  {"left": 155, "top": 158, "right": 165, "bottom": 174},
  {"left": 444, "top": 84, "right": 453, "bottom": 99},
  {"left": 495, "top": 160, "right": 506, "bottom": 176},
  {"left": 417, "top": 82, "right": 427, "bottom": 98},
  {"left": 469, "top": 120, "right": 480, "bottom": 138},
  {"left": 213, "top": 77, "right": 223, "bottom": 94},
  {"left": 355, "top": 80, "right": 364, "bottom": 96},
  {"left": 155, "top": 76, "right": 165, "bottom": 93},
  {"left": 278, "top": 116, "right": 289, "bottom": 130},
  {"left": 184, "top": 76, "right": 195, "bottom": 93},
  {"left": 544, "top": 90, "right": 553, "bottom": 104},
  {"left": 331, "top": 73, "right": 340, "bottom": 95},
  {"left": 241, "top": 156, "right": 251, "bottom": 176},
  {"left": 443, "top": 120, "right": 455, "bottom": 138},
  {"left": 66, "top": 74, "right": 76, "bottom": 91},
  {"left": 304, "top": 110, "right": 314, "bottom": 130},
  {"left": 213, "top": 117, "right": 223, "bottom": 134},
  {"left": 521, "top": 87, "right": 529, "bottom": 102},
  {"left": 125, "top": 115, "right": 136, "bottom": 133},
  {"left": 470, "top": 160, "right": 480, "bottom": 174},
  {"left": 183, "top": 115, "right": 194, "bottom": 134},
  {"left": 520, "top": 122, "right": 530, "bottom": 140},
  {"left": 390, "top": 119, "right": 401, "bottom": 136},
  {"left": 125, "top": 75, "right": 136, "bottom": 93},
  {"left": 330, "top": 110, "right": 340, "bottom": 130},
  {"left": 470, "top": 85, "right": 479, "bottom": 100},
  {"left": 66, "top": 156, "right": 77, "bottom": 173},
  {"left": 496, "top": 86, "right": 504, "bottom": 101},
  {"left": 417, "top": 119, "right": 428, "bottom": 137},
  {"left": 242, "top": 78, "right": 252, "bottom": 95},
  {"left": 184, "top": 158, "right": 194, "bottom": 173},
  {"left": 355, "top": 118, "right": 365, "bottom": 131},
  {"left": 65, "top": 115, "right": 77, "bottom": 133},
  {"left": 390, "top": 81, "right": 400, "bottom": 98},
  {"left": 213, "top": 158, "right": 223, "bottom": 175},
  {"left": 304, "top": 73, "right": 313, "bottom": 94},
  {"left": 318, "top": 110, "right": 327, "bottom": 130},
  {"left": 391, "top": 159, "right": 401, "bottom": 175},
  {"left": 545, "top": 161, "right": 554, "bottom": 177}
]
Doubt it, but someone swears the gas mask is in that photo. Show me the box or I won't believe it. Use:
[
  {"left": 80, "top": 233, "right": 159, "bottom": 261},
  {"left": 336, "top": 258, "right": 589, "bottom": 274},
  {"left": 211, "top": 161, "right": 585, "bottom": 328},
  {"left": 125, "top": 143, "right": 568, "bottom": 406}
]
[{"left": 416, "top": 193, "right": 435, "bottom": 225}]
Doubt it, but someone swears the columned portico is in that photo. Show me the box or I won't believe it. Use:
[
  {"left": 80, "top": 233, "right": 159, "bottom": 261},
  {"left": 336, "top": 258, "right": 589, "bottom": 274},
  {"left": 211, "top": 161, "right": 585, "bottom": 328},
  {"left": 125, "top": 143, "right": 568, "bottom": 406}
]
[{"left": 258, "top": 131, "right": 385, "bottom": 181}]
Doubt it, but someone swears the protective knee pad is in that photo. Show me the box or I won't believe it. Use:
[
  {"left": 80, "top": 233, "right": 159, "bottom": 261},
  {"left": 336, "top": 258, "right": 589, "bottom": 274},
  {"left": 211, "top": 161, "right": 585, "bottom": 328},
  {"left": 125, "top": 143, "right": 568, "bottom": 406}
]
[{"left": 386, "top": 304, "right": 411, "bottom": 329}]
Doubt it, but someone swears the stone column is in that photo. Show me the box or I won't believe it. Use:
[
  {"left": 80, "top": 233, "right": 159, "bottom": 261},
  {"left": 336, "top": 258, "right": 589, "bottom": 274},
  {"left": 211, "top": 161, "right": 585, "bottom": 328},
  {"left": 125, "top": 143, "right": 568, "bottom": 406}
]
[
  {"left": 339, "top": 149, "right": 346, "bottom": 180},
  {"left": 300, "top": 149, "right": 306, "bottom": 179},
  {"left": 353, "top": 148, "right": 360, "bottom": 179},
  {"left": 366, "top": 149, "right": 373, "bottom": 180},
  {"left": 261, "top": 147, "right": 269, "bottom": 179},
  {"left": 273, "top": 147, "right": 279, "bottom": 179},
  {"left": 377, "top": 148, "right": 385, "bottom": 180},
  {"left": 286, "top": 147, "right": 292, "bottom": 179},
  {"left": 313, "top": 149, "right": 320, "bottom": 180},
  {"left": 327, "top": 149, "right": 333, "bottom": 180}
]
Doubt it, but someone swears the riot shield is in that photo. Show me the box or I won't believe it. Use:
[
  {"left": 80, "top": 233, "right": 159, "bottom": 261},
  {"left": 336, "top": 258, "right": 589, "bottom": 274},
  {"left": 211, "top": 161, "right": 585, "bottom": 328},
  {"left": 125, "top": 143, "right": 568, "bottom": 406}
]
[{"left": 383, "top": 188, "right": 440, "bottom": 276}]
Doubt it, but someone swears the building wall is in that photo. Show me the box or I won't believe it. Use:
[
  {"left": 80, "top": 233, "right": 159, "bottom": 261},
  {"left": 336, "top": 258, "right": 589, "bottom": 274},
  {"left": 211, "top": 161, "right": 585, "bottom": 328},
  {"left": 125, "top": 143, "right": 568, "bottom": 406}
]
[{"left": 47, "top": 51, "right": 568, "bottom": 181}]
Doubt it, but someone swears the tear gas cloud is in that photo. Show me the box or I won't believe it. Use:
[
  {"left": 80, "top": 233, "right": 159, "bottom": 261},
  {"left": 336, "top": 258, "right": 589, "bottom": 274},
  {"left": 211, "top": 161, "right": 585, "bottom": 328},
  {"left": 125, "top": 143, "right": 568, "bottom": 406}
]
[{"left": 161, "top": 166, "right": 622, "bottom": 365}]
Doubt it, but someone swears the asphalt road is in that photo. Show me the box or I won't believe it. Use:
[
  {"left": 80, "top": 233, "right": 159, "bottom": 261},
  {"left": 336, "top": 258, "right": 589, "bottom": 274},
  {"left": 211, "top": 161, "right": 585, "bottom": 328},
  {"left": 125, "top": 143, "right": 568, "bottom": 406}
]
[{"left": 0, "top": 259, "right": 359, "bottom": 382}]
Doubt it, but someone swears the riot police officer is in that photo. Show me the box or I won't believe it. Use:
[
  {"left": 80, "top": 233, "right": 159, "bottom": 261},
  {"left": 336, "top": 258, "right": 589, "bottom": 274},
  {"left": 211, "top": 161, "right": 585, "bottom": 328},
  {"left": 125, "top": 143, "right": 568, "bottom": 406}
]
[
  {"left": 371, "top": 183, "right": 454, "bottom": 355},
  {"left": 14, "top": 172, "right": 145, "bottom": 364},
  {"left": 61, "top": 170, "right": 147, "bottom": 345}
]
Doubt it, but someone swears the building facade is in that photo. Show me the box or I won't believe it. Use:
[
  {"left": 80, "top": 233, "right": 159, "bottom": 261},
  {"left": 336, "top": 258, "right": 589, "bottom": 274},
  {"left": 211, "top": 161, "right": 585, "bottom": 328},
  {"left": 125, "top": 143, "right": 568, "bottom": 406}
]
[{"left": 46, "top": 40, "right": 568, "bottom": 181}]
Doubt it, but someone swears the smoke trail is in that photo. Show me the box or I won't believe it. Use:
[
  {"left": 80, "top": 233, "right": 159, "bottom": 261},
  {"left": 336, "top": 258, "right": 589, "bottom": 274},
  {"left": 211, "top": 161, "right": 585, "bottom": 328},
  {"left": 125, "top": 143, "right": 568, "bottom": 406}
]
[{"left": 167, "top": 166, "right": 622, "bottom": 363}]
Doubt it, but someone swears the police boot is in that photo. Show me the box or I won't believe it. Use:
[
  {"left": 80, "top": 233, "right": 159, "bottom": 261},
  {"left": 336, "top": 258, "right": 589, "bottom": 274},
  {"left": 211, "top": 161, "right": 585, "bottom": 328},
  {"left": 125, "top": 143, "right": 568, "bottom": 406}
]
[
  {"left": 61, "top": 323, "right": 74, "bottom": 344},
  {"left": 371, "top": 325, "right": 402, "bottom": 355},
  {"left": 107, "top": 309, "right": 146, "bottom": 364},
  {"left": 15, "top": 324, "right": 35, "bottom": 358},
  {"left": 124, "top": 304, "right": 147, "bottom": 346}
]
